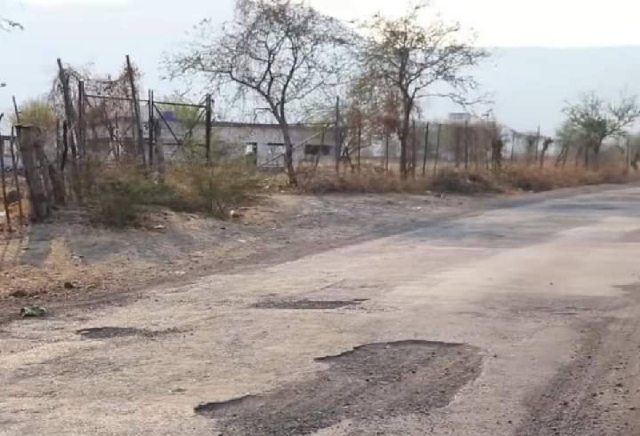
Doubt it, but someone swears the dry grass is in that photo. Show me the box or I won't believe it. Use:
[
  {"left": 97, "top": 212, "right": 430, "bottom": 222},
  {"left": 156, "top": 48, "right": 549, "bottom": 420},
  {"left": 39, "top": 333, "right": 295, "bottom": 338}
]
[
  {"left": 297, "top": 165, "right": 431, "bottom": 194},
  {"left": 85, "top": 160, "right": 261, "bottom": 227},
  {"left": 499, "top": 164, "right": 632, "bottom": 192},
  {"left": 295, "top": 162, "right": 636, "bottom": 196}
]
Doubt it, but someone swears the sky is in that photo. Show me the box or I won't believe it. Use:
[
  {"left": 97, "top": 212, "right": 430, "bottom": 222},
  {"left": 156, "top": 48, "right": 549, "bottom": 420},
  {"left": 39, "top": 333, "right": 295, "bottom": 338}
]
[{"left": 2, "top": 0, "right": 640, "bottom": 134}]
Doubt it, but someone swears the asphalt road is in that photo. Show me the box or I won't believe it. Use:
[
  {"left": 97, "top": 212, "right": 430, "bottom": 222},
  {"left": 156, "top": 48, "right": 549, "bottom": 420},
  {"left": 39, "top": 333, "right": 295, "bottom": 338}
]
[{"left": 2, "top": 187, "right": 640, "bottom": 435}]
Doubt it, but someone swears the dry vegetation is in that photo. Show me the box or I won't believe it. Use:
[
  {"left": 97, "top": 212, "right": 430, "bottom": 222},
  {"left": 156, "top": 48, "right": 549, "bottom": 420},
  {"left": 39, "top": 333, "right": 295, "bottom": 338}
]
[
  {"left": 75, "top": 160, "right": 262, "bottom": 228},
  {"left": 294, "top": 161, "right": 635, "bottom": 197}
]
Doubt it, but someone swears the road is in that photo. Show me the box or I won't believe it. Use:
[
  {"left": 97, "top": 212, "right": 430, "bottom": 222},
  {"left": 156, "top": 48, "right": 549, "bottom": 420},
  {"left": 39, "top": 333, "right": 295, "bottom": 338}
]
[{"left": 2, "top": 187, "right": 640, "bottom": 435}]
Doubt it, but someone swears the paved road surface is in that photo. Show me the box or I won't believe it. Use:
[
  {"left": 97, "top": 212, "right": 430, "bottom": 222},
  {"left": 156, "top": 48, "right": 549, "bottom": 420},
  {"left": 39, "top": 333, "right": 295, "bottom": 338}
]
[{"left": 2, "top": 187, "right": 640, "bottom": 435}]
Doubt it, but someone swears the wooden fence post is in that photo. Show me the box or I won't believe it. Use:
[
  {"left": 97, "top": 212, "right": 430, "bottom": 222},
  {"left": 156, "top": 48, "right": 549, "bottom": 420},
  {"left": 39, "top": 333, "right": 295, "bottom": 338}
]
[
  {"left": 433, "top": 123, "right": 442, "bottom": 177},
  {"left": 16, "top": 125, "right": 51, "bottom": 222},
  {"left": 126, "top": 55, "right": 146, "bottom": 166},
  {"left": 0, "top": 120, "right": 12, "bottom": 232},
  {"left": 205, "top": 93, "right": 213, "bottom": 163},
  {"left": 335, "top": 96, "right": 341, "bottom": 174},
  {"left": 9, "top": 127, "right": 24, "bottom": 225},
  {"left": 57, "top": 59, "right": 82, "bottom": 201},
  {"left": 422, "top": 122, "right": 430, "bottom": 176},
  {"left": 464, "top": 120, "right": 469, "bottom": 170}
]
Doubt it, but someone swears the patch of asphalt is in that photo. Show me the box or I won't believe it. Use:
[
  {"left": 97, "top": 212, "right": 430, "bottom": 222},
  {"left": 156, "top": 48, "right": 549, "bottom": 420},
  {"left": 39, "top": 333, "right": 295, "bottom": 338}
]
[
  {"left": 252, "top": 298, "right": 368, "bottom": 310},
  {"left": 195, "top": 340, "right": 483, "bottom": 436}
]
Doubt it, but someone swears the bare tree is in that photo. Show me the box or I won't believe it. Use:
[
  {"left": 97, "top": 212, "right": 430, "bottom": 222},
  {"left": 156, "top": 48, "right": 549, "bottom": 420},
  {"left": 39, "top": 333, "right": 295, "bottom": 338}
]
[
  {"left": 563, "top": 92, "right": 640, "bottom": 168},
  {"left": 1, "top": 17, "right": 22, "bottom": 32},
  {"left": 167, "top": 0, "right": 350, "bottom": 185},
  {"left": 356, "top": 2, "right": 488, "bottom": 179}
]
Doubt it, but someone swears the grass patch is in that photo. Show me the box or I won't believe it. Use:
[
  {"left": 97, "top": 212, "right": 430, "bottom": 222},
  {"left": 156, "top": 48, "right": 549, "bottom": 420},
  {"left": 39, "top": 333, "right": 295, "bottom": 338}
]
[{"left": 87, "top": 161, "right": 260, "bottom": 227}]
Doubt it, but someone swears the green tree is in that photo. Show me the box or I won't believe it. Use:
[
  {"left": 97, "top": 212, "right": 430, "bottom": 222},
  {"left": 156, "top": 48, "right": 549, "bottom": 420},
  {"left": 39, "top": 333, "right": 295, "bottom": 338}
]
[
  {"left": 562, "top": 92, "right": 640, "bottom": 168},
  {"left": 11, "top": 99, "right": 57, "bottom": 130}
]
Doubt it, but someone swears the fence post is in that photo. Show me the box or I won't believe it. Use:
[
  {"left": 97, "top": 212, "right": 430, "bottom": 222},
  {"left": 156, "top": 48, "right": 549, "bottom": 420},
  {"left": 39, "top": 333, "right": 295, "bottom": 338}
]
[
  {"left": 148, "top": 89, "right": 154, "bottom": 168},
  {"left": 57, "top": 59, "right": 82, "bottom": 201},
  {"left": 205, "top": 94, "right": 213, "bottom": 163},
  {"left": 432, "top": 123, "right": 442, "bottom": 177},
  {"left": 9, "top": 127, "right": 24, "bottom": 225},
  {"left": 335, "top": 96, "right": 341, "bottom": 174},
  {"left": 126, "top": 55, "right": 146, "bottom": 166},
  {"left": 422, "top": 122, "right": 430, "bottom": 176},
  {"left": 78, "top": 80, "right": 86, "bottom": 157},
  {"left": 412, "top": 120, "right": 417, "bottom": 179},
  {"left": 464, "top": 120, "right": 469, "bottom": 170},
  {"left": 357, "top": 119, "right": 362, "bottom": 172},
  {"left": 0, "top": 118, "right": 12, "bottom": 232},
  {"left": 16, "top": 126, "right": 51, "bottom": 222}
]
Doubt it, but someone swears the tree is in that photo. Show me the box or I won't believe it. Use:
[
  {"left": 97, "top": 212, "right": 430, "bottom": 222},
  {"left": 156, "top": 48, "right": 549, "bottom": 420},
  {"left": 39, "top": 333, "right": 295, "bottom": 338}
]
[
  {"left": 562, "top": 92, "right": 640, "bottom": 168},
  {"left": 167, "top": 0, "right": 350, "bottom": 185},
  {"left": 357, "top": 2, "right": 488, "bottom": 179},
  {"left": 11, "top": 98, "right": 56, "bottom": 130},
  {"left": 1, "top": 17, "right": 22, "bottom": 32}
]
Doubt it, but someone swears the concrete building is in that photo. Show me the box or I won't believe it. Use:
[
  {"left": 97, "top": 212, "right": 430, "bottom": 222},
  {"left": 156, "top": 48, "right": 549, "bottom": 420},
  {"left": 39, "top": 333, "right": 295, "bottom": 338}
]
[{"left": 156, "top": 117, "right": 338, "bottom": 168}]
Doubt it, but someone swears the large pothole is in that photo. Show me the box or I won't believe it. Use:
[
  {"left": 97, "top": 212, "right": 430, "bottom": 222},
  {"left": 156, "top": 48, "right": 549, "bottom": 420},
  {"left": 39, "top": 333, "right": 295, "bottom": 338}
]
[
  {"left": 196, "top": 340, "right": 482, "bottom": 435},
  {"left": 252, "top": 298, "right": 368, "bottom": 310},
  {"left": 76, "top": 327, "right": 153, "bottom": 339}
]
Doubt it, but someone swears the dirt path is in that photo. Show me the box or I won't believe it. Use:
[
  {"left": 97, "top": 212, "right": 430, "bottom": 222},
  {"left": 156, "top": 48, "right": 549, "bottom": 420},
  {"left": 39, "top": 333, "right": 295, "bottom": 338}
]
[{"left": 2, "top": 186, "right": 640, "bottom": 435}]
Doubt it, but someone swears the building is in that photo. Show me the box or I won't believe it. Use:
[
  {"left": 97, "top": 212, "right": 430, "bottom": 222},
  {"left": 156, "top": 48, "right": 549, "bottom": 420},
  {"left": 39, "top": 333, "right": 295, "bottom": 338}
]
[{"left": 157, "top": 118, "right": 338, "bottom": 169}]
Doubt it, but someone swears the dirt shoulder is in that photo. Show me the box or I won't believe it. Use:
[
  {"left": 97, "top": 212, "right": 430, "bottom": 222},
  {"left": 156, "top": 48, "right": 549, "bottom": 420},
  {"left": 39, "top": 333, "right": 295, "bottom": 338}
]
[{"left": 0, "top": 192, "right": 485, "bottom": 323}]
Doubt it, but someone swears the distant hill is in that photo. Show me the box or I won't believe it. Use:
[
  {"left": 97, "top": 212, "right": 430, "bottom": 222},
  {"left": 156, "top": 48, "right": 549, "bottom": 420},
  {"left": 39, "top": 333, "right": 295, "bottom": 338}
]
[{"left": 424, "top": 47, "right": 640, "bottom": 136}]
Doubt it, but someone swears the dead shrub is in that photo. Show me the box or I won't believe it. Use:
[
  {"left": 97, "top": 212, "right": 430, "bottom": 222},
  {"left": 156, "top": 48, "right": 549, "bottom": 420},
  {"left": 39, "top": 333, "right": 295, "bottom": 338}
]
[
  {"left": 87, "top": 160, "right": 260, "bottom": 227},
  {"left": 498, "top": 164, "right": 631, "bottom": 192},
  {"left": 431, "top": 168, "right": 502, "bottom": 194},
  {"left": 168, "top": 162, "right": 260, "bottom": 218},
  {"left": 297, "top": 166, "right": 430, "bottom": 194},
  {"left": 499, "top": 167, "right": 555, "bottom": 192}
]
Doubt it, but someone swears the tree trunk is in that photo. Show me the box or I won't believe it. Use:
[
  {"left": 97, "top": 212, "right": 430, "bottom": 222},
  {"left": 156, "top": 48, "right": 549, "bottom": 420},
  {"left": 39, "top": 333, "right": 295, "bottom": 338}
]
[
  {"left": 398, "top": 101, "right": 412, "bottom": 180},
  {"left": 278, "top": 121, "right": 298, "bottom": 186}
]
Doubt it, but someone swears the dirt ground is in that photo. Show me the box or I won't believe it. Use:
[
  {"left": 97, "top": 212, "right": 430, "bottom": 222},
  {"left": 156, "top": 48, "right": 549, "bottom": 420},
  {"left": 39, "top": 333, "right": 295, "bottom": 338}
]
[{"left": 0, "top": 192, "right": 482, "bottom": 322}]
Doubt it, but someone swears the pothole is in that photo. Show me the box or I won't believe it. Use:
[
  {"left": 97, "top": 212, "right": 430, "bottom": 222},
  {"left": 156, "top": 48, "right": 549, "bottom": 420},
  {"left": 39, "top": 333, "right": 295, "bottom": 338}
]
[
  {"left": 76, "top": 327, "right": 153, "bottom": 339},
  {"left": 195, "top": 340, "right": 482, "bottom": 435},
  {"left": 252, "top": 299, "right": 368, "bottom": 310}
]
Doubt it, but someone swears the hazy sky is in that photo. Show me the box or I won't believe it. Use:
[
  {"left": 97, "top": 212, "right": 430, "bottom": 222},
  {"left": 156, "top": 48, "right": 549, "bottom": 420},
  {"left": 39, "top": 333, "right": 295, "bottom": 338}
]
[{"left": 2, "top": 0, "right": 640, "bottom": 133}]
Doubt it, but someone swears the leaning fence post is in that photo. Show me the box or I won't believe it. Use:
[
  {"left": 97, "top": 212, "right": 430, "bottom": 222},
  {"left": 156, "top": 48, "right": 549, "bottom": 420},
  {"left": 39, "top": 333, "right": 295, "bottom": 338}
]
[
  {"left": 0, "top": 119, "right": 12, "bottom": 233},
  {"left": 16, "top": 125, "right": 51, "bottom": 222},
  {"left": 126, "top": 55, "right": 147, "bottom": 166},
  {"left": 9, "top": 127, "right": 24, "bottom": 225}
]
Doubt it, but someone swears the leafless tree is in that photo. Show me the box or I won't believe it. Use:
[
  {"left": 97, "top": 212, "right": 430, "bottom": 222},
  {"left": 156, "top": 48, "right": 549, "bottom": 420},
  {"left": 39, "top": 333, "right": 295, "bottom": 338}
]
[
  {"left": 166, "top": 0, "right": 350, "bottom": 185},
  {"left": 563, "top": 92, "right": 640, "bottom": 168},
  {"left": 356, "top": 2, "right": 488, "bottom": 179},
  {"left": 1, "top": 17, "right": 22, "bottom": 32}
]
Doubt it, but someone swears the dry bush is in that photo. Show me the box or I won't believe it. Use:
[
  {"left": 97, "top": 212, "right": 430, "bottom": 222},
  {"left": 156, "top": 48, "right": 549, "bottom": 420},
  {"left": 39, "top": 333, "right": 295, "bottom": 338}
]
[
  {"left": 431, "top": 168, "right": 502, "bottom": 194},
  {"left": 297, "top": 165, "right": 430, "bottom": 194},
  {"left": 499, "top": 164, "right": 631, "bottom": 192},
  {"left": 86, "top": 160, "right": 260, "bottom": 227},
  {"left": 167, "top": 162, "right": 260, "bottom": 217}
]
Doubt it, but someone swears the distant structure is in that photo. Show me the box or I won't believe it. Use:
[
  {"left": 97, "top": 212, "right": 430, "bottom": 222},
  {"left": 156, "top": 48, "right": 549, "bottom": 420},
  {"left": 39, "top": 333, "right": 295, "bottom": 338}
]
[{"left": 448, "top": 113, "right": 472, "bottom": 123}]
